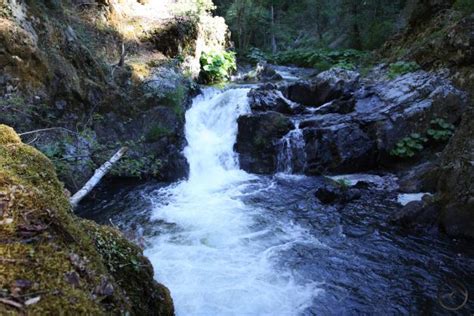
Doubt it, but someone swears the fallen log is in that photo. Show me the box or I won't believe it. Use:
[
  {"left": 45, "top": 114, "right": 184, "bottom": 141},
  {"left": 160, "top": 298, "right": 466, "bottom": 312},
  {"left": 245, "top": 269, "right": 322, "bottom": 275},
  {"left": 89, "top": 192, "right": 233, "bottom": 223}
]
[{"left": 70, "top": 147, "right": 127, "bottom": 209}]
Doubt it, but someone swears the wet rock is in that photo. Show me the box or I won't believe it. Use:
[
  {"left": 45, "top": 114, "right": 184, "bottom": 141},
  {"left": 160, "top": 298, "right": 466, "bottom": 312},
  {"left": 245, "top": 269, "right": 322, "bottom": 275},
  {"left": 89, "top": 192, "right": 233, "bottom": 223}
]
[
  {"left": 256, "top": 63, "right": 283, "bottom": 81},
  {"left": 248, "top": 84, "right": 303, "bottom": 114},
  {"left": 312, "top": 95, "right": 356, "bottom": 115},
  {"left": 303, "top": 123, "right": 376, "bottom": 174},
  {"left": 285, "top": 68, "right": 360, "bottom": 106},
  {"left": 239, "top": 68, "right": 468, "bottom": 176},
  {"left": 236, "top": 112, "right": 293, "bottom": 174},
  {"left": 398, "top": 161, "right": 438, "bottom": 193},
  {"left": 314, "top": 184, "right": 362, "bottom": 204},
  {"left": 390, "top": 198, "right": 439, "bottom": 229}
]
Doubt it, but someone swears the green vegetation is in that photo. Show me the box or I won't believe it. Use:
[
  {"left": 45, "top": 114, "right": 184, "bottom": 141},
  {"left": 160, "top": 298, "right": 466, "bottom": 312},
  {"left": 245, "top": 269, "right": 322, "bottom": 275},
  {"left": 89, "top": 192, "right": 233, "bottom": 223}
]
[
  {"left": 216, "top": 0, "right": 407, "bottom": 53},
  {"left": 200, "top": 50, "right": 237, "bottom": 83},
  {"left": 427, "top": 118, "right": 455, "bottom": 141},
  {"left": 387, "top": 61, "right": 420, "bottom": 79},
  {"left": 267, "top": 48, "right": 369, "bottom": 70},
  {"left": 391, "top": 118, "right": 456, "bottom": 159},
  {"left": 390, "top": 133, "right": 428, "bottom": 158},
  {"left": 111, "top": 155, "right": 162, "bottom": 178},
  {"left": 454, "top": 0, "right": 474, "bottom": 14}
]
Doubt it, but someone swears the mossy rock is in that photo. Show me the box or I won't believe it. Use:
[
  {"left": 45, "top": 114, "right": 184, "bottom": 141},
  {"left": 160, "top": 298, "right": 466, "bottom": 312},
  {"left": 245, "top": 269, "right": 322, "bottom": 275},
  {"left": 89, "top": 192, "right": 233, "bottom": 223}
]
[
  {"left": 0, "top": 125, "right": 21, "bottom": 145},
  {"left": 0, "top": 125, "right": 173, "bottom": 315}
]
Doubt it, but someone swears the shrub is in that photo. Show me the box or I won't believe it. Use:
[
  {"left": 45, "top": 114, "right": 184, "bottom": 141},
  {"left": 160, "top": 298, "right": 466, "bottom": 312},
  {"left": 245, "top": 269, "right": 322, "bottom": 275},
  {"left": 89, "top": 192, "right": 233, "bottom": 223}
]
[
  {"left": 387, "top": 61, "right": 420, "bottom": 79},
  {"left": 267, "top": 49, "right": 368, "bottom": 71},
  {"left": 427, "top": 118, "right": 455, "bottom": 141},
  {"left": 200, "top": 50, "right": 237, "bottom": 83},
  {"left": 390, "top": 133, "right": 428, "bottom": 158}
]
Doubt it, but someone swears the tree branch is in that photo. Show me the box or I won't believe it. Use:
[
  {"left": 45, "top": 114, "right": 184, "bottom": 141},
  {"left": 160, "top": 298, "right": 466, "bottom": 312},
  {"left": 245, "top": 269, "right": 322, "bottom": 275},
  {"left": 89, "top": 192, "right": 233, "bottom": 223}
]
[{"left": 70, "top": 147, "right": 127, "bottom": 209}]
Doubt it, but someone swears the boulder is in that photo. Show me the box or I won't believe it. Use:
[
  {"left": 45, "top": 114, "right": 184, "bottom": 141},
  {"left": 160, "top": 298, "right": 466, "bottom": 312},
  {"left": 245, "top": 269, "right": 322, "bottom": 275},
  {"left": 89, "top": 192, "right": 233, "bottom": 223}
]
[
  {"left": 236, "top": 112, "right": 293, "bottom": 174},
  {"left": 303, "top": 123, "right": 376, "bottom": 174},
  {"left": 390, "top": 198, "right": 440, "bottom": 229},
  {"left": 248, "top": 84, "right": 303, "bottom": 114},
  {"left": 285, "top": 68, "right": 360, "bottom": 106},
  {"left": 314, "top": 183, "right": 362, "bottom": 204}
]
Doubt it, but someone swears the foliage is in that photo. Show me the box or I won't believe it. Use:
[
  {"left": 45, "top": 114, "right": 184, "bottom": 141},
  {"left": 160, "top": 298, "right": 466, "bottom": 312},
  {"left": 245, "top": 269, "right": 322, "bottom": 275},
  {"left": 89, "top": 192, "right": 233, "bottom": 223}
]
[
  {"left": 427, "top": 118, "right": 455, "bottom": 141},
  {"left": 454, "top": 0, "right": 474, "bottom": 14},
  {"left": 387, "top": 61, "right": 420, "bottom": 79},
  {"left": 267, "top": 48, "right": 368, "bottom": 70},
  {"left": 216, "top": 0, "right": 406, "bottom": 52},
  {"left": 200, "top": 50, "right": 237, "bottom": 83},
  {"left": 246, "top": 47, "right": 268, "bottom": 64},
  {"left": 111, "top": 154, "right": 162, "bottom": 178},
  {"left": 390, "top": 133, "right": 428, "bottom": 158}
]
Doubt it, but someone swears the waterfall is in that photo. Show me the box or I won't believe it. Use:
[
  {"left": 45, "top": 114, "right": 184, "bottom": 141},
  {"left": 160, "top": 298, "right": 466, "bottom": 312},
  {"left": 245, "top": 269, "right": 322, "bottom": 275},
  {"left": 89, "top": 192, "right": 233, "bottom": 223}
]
[
  {"left": 277, "top": 121, "right": 307, "bottom": 174},
  {"left": 144, "top": 88, "right": 316, "bottom": 316}
]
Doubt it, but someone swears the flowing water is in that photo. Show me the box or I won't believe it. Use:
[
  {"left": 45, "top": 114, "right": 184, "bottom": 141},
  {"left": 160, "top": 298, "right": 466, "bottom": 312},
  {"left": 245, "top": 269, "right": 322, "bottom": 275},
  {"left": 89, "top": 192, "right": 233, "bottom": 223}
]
[
  {"left": 144, "top": 88, "right": 318, "bottom": 315},
  {"left": 79, "top": 87, "right": 474, "bottom": 315}
]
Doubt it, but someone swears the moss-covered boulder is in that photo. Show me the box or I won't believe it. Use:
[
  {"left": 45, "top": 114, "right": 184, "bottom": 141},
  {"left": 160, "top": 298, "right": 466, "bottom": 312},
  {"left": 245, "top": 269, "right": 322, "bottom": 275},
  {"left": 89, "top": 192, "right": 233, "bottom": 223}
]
[{"left": 0, "top": 124, "right": 173, "bottom": 314}]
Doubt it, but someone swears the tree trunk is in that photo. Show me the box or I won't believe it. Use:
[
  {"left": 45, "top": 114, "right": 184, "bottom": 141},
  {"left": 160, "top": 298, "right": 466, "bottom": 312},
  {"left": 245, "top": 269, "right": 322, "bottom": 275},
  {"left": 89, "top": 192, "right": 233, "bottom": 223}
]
[
  {"left": 70, "top": 147, "right": 127, "bottom": 209},
  {"left": 271, "top": 5, "right": 277, "bottom": 53}
]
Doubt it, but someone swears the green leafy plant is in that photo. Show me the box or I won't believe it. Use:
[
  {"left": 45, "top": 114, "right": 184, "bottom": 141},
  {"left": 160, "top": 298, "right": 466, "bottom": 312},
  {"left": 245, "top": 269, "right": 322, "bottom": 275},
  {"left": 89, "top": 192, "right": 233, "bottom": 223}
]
[
  {"left": 200, "top": 50, "right": 237, "bottom": 83},
  {"left": 390, "top": 133, "right": 428, "bottom": 158},
  {"left": 427, "top": 118, "right": 455, "bottom": 141},
  {"left": 387, "top": 61, "right": 420, "bottom": 79}
]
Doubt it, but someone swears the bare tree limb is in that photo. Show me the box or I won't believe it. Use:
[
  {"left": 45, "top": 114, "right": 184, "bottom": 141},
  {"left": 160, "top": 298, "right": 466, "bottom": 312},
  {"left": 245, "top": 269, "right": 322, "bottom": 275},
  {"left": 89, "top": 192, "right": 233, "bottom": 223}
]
[
  {"left": 70, "top": 147, "right": 127, "bottom": 209},
  {"left": 18, "top": 127, "right": 80, "bottom": 137}
]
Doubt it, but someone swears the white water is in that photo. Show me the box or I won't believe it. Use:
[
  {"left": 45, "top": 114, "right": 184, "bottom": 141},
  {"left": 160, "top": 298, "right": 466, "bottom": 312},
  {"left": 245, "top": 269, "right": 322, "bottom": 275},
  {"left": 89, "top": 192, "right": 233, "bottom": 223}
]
[
  {"left": 145, "top": 88, "right": 318, "bottom": 315},
  {"left": 277, "top": 121, "right": 306, "bottom": 174}
]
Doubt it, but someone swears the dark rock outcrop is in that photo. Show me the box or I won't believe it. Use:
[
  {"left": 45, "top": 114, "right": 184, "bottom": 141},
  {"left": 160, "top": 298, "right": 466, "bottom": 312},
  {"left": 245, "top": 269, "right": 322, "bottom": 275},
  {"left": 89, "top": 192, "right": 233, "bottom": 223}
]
[
  {"left": 284, "top": 68, "right": 360, "bottom": 106},
  {"left": 237, "top": 69, "right": 468, "bottom": 175},
  {"left": 436, "top": 110, "right": 474, "bottom": 238},
  {"left": 248, "top": 84, "right": 303, "bottom": 114},
  {"left": 314, "top": 183, "right": 362, "bottom": 204},
  {"left": 236, "top": 112, "right": 293, "bottom": 174}
]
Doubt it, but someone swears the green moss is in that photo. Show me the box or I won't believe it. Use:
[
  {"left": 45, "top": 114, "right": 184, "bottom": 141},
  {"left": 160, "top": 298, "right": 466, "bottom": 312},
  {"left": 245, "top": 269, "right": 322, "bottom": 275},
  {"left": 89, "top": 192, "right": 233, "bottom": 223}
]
[
  {"left": 0, "top": 125, "right": 172, "bottom": 315},
  {"left": 0, "top": 125, "right": 21, "bottom": 144}
]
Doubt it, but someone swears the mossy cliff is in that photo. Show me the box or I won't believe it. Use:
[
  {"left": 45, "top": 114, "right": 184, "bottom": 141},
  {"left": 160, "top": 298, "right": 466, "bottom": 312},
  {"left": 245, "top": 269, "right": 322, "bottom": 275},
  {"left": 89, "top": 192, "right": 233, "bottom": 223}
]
[
  {"left": 0, "top": 0, "right": 229, "bottom": 190},
  {"left": 0, "top": 124, "right": 173, "bottom": 314}
]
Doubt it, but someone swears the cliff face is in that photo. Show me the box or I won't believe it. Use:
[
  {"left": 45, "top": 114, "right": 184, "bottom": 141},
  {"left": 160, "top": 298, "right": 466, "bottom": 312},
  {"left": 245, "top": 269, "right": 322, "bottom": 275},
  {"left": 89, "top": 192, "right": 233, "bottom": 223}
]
[
  {"left": 436, "top": 110, "right": 474, "bottom": 238},
  {"left": 381, "top": 2, "right": 474, "bottom": 238},
  {"left": 381, "top": 2, "right": 474, "bottom": 96},
  {"left": 0, "top": 124, "right": 173, "bottom": 314},
  {"left": 0, "top": 0, "right": 229, "bottom": 190}
]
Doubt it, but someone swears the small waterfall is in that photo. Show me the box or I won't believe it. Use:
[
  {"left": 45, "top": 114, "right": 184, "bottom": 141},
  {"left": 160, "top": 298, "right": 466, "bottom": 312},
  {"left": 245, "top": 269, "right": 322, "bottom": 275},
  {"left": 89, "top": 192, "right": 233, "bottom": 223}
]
[
  {"left": 277, "top": 120, "right": 307, "bottom": 174},
  {"left": 145, "top": 88, "right": 316, "bottom": 316}
]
